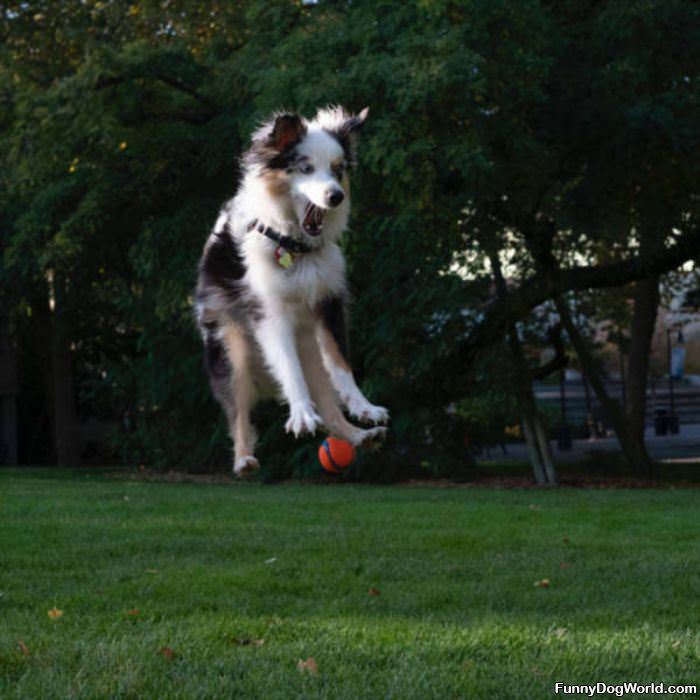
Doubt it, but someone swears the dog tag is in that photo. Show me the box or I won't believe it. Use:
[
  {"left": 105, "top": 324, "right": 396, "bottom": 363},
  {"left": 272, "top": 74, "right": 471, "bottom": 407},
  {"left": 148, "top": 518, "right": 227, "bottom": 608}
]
[{"left": 275, "top": 247, "right": 294, "bottom": 269}]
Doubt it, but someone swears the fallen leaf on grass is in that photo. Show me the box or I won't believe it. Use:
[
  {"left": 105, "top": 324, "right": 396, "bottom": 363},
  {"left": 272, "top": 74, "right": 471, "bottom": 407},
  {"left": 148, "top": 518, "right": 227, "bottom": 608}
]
[
  {"left": 368, "top": 587, "right": 381, "bottom": 596},
  {"left": 671, "top": 640, "right": 681, "bottom": 650},
  {"left": 158, "top": 647, "right": 175, "bottom": 661},
  {"left": 17, "top": 641, "right": 30, "bottom": 657},
  {"left": 233, "top": 638, "right": 265, "bottom": 646},
  {"left": 264, "top": 557, "right": 277, "bottom": 565},
  {"left": 144, "top": 569, "right": 159, "bottom": 575},
  {"left": 127, "top": 609, "right": 140, "bottom": 617},
  {"left": 48, "top": 607, "right": 63, "bottom": 619},
  {"left": 559, "top": 562, "right": 572, "bottom": 569},
  {"left": 297, "top": 657, "right": 318, "bottom": 675},
  {"left": 552, "top": 627, "right": 568, "bottom": 639},
  {"left": 534, "top": 579, "right": 551, "bottom": 588}
]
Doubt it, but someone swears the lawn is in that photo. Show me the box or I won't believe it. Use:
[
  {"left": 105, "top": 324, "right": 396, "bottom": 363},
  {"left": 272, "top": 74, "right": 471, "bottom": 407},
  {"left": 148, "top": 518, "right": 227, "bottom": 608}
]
[{"left": 1, "top": 469, "right": 699, "bottom": 699}]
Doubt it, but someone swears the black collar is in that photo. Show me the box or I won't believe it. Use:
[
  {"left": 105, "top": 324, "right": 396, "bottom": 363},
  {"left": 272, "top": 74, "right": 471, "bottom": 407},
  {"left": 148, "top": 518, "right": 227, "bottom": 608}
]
[{"left": 248, "top": 219, "right": 312, "bottom": 254}]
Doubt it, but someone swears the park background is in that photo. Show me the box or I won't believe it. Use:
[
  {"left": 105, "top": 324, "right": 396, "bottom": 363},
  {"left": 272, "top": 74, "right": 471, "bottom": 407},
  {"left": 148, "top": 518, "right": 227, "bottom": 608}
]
[
  {"left": 3, "top": 3, "right": 700, "bottom": 698},
  {"left": 1, "top": 0, "right": 699, "bottom": 483}
]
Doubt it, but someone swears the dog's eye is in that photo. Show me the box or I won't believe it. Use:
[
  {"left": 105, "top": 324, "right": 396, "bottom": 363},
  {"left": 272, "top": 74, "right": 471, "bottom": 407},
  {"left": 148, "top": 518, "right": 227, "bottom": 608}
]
[
  {"left": 332, "top": 164, "right": 344, "bottom": 179},
  {"left": 298, "top": 162, "right": 314, "bottom": 175}
]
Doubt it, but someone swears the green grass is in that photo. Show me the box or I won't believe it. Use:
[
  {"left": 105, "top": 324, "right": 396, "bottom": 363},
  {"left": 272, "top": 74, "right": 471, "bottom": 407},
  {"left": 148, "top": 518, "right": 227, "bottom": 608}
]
[{"left": 1, "top": 469, "right": 699, "bottom": 699}]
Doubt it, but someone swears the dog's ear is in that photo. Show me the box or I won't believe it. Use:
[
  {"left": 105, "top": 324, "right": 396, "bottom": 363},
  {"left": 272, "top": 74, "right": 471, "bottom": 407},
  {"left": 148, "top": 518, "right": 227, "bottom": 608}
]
[
  {"left": 333, "top": 107, "right": 368, "bottom": 167},
  {"left": 340, "top": 106, "right": 369, "bottom": 137},
  {"left": 269, "top": 113, "right": 307, "bottom": 151}
]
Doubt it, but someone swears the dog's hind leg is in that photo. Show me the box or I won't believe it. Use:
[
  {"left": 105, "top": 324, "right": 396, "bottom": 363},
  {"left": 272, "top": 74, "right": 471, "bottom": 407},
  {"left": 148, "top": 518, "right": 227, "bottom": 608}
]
[
  {"left": 220, "top": 323, "right": 259, "bottom": 476},
  {"left": 298, "top": 330, "right": 386, "bottom": 450}
]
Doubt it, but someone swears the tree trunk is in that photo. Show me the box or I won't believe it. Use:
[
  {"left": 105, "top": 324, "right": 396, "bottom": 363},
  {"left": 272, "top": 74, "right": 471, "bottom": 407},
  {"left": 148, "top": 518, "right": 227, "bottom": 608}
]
[
  {"left": 520, "top": 413, "right": 546, "bottom": 485},
  {"left": 556, "top": 297, "right": 654, "bottom": 476},
  {"left": 490, "top": 253, "right": 557, "bottom": 485},
  {"left": 46, "top": 276, "right": 81, "bottom": 466},
  {"left": 626, "top": 275, "right": 660, "bottom": 448},
  {"left": 534, "top": 416, "right": 557, "bottom": 484}
]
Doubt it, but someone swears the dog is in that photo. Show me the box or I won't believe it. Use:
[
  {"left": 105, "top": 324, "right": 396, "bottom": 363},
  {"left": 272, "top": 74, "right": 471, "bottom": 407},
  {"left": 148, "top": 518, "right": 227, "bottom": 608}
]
[{"left": 195, "top": 106, "right": 389, "bottom": 475}]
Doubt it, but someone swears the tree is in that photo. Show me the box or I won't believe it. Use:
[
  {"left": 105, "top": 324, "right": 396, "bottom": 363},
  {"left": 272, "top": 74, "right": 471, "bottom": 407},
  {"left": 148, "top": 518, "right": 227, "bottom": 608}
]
[
  {"left": 2, "top": 0, "right": 698, "bottom": 480},
  {"left": 457, "top": 0, "right": 700, "bottom": 474}
]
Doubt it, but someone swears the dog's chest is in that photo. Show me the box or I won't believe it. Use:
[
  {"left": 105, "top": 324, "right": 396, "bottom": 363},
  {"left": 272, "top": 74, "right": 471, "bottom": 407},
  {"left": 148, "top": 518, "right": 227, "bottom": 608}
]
[{"left": 247, "top": 242, "right": 346, "bottom": 312}]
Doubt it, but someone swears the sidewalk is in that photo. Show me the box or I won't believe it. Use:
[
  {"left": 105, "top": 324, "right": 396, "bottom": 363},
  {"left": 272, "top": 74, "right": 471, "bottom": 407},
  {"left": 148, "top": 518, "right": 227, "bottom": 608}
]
[{"left": 500, "top": 424, "right": 700, "bottom": 463}]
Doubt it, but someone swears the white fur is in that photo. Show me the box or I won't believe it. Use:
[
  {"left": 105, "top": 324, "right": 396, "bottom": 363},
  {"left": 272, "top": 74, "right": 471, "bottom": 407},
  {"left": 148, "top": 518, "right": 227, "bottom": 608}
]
[
  {"left": 318, "top": 340, "right": 390, "bottom": 424},
  {"left": 292, "top": 130, "right": 345, "bottom": 213}
]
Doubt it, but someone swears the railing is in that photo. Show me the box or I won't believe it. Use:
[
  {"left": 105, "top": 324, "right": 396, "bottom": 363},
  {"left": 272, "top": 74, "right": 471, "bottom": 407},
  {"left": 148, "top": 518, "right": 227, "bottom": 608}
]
[{"left": 533, "top": 381, "right": 700, "bottom": 426}]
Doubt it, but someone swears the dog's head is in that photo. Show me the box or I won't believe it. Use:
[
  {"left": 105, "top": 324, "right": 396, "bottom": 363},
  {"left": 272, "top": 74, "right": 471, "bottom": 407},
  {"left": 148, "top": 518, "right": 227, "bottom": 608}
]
[{"left": 246, "top": 106, "right": 369, "bottom": 241}]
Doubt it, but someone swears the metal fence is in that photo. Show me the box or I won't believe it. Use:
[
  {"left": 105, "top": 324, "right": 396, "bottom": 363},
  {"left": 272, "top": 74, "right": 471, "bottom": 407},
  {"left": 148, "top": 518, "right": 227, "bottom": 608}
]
[{"left": 534, "top": 381, "right": 700, "bottom": 427}]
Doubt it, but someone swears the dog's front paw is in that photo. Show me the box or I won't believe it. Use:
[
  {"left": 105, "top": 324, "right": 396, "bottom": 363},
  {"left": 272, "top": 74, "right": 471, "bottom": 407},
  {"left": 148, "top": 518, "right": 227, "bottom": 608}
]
[
  {"left": 233, "top": 455, "right": 260, "bottom": 477},
  {"left": 285, "top": 401, "right": 322, "bottom": 438},
  {"left": 347, "top": 399, "right": 390, "bottom": 425}
]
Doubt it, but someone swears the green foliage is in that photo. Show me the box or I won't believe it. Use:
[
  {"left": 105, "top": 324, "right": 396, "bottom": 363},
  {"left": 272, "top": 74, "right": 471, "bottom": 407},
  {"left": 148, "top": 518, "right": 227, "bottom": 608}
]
[
  {"left": 1, "top": 0, "right": 698, "bottom": 474},
  {"left": 454, "top": 392, "right": 520, "bottom": 446}
]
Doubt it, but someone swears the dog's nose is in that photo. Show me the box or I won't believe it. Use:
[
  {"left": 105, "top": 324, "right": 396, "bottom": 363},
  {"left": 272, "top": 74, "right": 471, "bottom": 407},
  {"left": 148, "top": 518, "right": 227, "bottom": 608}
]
[{"left": 327, "top": 189, "right": 344, "bottom": 208}]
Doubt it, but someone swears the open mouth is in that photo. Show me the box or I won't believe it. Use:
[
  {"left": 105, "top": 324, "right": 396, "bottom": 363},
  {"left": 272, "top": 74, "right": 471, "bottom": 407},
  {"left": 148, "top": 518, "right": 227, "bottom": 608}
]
[{"left": 301, "top": 202, "right": 325, "bottom": 237}]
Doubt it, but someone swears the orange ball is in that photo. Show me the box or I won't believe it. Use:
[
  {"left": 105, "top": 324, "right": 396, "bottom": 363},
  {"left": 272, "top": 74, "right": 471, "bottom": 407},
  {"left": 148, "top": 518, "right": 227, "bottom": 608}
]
[{"left": 318, "top": 437, "right": 356, "bottom": 474}]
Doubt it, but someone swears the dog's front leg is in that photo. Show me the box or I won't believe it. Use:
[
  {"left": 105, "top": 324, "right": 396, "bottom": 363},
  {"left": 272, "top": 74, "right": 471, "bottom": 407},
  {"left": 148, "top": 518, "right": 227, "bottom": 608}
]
[
  {"left": 254, "top": 314, "right": 322, "bottom": 437},
  {"left": 317, "top": 325, "right": 389, "bottom": 425}
]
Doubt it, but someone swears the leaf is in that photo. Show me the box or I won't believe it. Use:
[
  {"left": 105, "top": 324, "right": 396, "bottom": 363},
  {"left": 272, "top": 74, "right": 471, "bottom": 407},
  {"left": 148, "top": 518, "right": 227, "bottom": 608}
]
[
  {"left": 264, "top": 557, "right": 277, "bottom": 565},
  {"left": 297, "top": 657, "right": 318, "bottom": 675},
  {"left": 234, "top": 637, "right": 265, "bottom": 646},
  {"left": 158, "top": 647, "right": 175, "bottom": 661},
  {"left": 559, "top": 562, "right": 571, "bottom": 569},
  {"left": 145, "top": 569, "right": 159, "bottom": 575},
  {"left": 17, "top": 640, "right": 30, "bottom": 657},
  {"left": 47, "top": 607, "right": 63, "bottom": 619},
  {"left": 368, "top": 587, "right": 381, "bottom": 596},
  {"left": 127, "top": 609, "right": 141, "bottom": 616},
  {"left": 534, "top": 579, "right": 550, "bottom": 588}
]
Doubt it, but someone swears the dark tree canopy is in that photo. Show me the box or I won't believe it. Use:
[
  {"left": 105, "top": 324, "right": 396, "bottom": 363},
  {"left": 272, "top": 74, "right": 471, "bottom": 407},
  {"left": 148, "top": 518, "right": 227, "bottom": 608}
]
[{"left": 1, "top": 0, "right": 698, "bottom": 476}]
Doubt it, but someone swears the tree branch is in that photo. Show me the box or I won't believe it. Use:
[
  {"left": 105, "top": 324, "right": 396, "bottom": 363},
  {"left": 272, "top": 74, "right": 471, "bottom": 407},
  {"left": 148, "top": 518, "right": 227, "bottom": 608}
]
[
  {"left": 95, "top": 72, "right": 220, "bottom": 116},
  {"left": 154, "top": 73, "right": 219, "bottom": 111},
  {"left": 531, "top": 324, "right": 568, "bottom": 380},
  {"left": 462, "top": 226, "right": 700, "bottom": 363}
]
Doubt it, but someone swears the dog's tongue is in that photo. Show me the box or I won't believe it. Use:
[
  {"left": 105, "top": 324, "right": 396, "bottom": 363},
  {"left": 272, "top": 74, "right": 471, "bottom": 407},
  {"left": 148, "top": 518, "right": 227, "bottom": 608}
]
[{"left": 303, "top": 204, "right": 324, "bottom": 236}]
